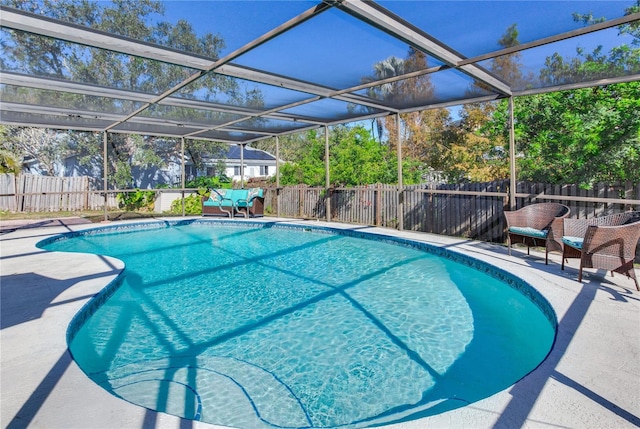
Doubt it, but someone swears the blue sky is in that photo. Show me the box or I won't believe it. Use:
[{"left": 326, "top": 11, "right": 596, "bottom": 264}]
[
  {"left": 156, "top": 1, "right": 634, "bottom": 90},
  {"left": 152, "top": 0, "right": 636, "bottom": 125},
  {"left": 158, "top": 1, "right": 633, "bottom": 58}
]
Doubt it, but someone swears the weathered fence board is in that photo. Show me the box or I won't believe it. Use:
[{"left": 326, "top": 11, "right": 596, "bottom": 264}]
[{"left": 0, "top": 174, "right": 17, "bottom": 211}]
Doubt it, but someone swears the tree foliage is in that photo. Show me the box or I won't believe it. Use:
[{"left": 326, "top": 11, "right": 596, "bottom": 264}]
[
  {"left": 486, "top": 82, "right": 640, "bottom": 187},
  {"left": 0, "top": 127, "right": 21, "bottom": 174},
  {"left": 1, "top": 127, "right": 65, "bottom": 175},
  {"left": 278, "top": 125, "right": 419, "bottom": 187},
  {"left": 448, "top": 23, "right": 527, "bottom": 183},
  {"left": 250, "top": 133, "right": 308, "bottom": 163},
  {"left": 482, "top": 3, "right": 640, "bottom": 187},
  {"left": 365, "top": 48, "right": 455, "bottom": 178},
  {"left": 0, "top": 0, "right": 249, "bottom": 186}
]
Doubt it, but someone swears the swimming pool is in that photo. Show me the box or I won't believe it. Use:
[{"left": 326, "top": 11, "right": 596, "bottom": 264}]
[{"left": 40, "top": 220, "right": 556, "bottom": 429}]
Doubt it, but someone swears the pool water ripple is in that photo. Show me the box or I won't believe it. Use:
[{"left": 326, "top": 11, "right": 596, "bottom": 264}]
[{"left": 42, "top": 221, "right": 556, "bottom": 429}]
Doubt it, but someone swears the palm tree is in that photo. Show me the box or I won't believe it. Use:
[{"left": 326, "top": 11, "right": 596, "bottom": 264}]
[{"left": 362, "top": 56, "right": 405, "bottom": 142}]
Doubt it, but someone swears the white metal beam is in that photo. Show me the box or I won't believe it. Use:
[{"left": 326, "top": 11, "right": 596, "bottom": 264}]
[{"left": 0, "top": 7, "right": 215, "bottom": 70}]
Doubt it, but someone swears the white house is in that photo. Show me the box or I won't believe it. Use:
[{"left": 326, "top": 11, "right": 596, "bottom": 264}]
[{"left": 192, "top": 145, "right": 277, "bottom": 184}]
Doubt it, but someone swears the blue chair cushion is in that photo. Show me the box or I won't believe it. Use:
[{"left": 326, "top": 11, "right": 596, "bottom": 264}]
[
  {"left": 562, "top": 236, "right": 584, "bottom": 249},
  {"left": 508, "top": 226, "right": 548, "bottom": 239},
  {"left": 236, "top": 188, "right": 263, "bottom": 207},
  {"left": 204, "top": 188, "right": 263, "bottom": 208},
  {"left": 205, "top": 189, "right": 234, "bottom": 207}
]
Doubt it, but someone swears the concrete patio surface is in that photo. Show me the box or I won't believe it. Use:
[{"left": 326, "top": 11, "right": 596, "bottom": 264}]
[{"left": 1, "top": 217, "right": 639, "bottom": 429}]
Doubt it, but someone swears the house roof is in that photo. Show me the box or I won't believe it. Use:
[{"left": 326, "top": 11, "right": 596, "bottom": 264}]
[
  {"left": 1, "top": 1, "right": 638, "bottom": 144},
  {"left": 225, "top": 146, "right": 276, "bottom": 162}
]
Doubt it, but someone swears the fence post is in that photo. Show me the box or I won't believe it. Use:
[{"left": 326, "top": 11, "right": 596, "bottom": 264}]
[
  {"left": 428, "top": 186, "right": 434, "bottom": 233},
  {"left": 13, "top": 173, "right": 18, "bottom": 212},
  {"left": 299, "top": 186, "right": 303, "bottom": 218},
  {"left": 625, "top": 181, "right": 633, "bottom": 212},
  {"left": 396, "top": 113, "right": 404, "bottom": 231},
  {"left": 103, "top": 132, "right": 109, "bottom": 222},
  {"left": 508, "top": 96, "right": 516, "bottom": 210},
  {"left": 324, "top": 125, "right": 331, "bottom": 222},
  {"left": 376, "top": 183, "right": 382, "bottom": 226},
  {"left": 84, "top": 176, "right": 89, "bottom": 210},
  {"left": 59, "top": 177, "right": 65, "bottom": 211},
  {"left": 19, "top": 174, "right": 27, "bottom": 212}
]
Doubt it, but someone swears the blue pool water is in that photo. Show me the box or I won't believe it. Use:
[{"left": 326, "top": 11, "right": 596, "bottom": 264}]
[{"left": 41, "top": 220, "right": 556, "bottom": 429}]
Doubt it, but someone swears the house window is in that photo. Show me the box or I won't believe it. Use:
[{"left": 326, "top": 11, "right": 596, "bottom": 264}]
[
  {"left": 233, "top": 166, "right": 241, "bottom": 176},
  {"left": 260, "top": 165, "right": 269, "bottom": 175},
  {"left": 206, "top": 166, "right": 216, "bottom": 177},
  {"left": 185, "top": 165, "right": 196, "bottom": 180}
]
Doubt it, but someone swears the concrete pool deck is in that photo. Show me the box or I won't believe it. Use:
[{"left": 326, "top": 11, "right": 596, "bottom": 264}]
[{"left": 1, "top": 216, "right": 639, "bottom": 429}]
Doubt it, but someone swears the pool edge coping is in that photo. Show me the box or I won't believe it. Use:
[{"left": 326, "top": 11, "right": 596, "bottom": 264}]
[{"left": 2, "top": 216, "right": 638, "bottom": 429}]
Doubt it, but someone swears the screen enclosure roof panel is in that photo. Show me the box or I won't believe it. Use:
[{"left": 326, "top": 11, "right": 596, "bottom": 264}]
[{"left": 0, "top": 1, "right": 638, "bottom": 144}]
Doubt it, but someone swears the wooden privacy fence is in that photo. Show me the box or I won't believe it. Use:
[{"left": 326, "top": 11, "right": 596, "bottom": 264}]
[
  {"left": 263, "top": 183, "right": 509, "bottom": 241},
  {"left": 264, "top": 180, "right": 640, "bottom": 244},
  {"left": 514, "top": 181, "right": 640, "bottom": 218},
  {"left": 0, "top": 173, "right": 117, "bottom": 212}
]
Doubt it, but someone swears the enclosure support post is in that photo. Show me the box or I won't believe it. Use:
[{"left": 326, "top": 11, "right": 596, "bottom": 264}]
[
  {"left": 325, "top": 125, "right": 331, "bottom": 222},
  {"left": 181, "top": 137, "right": 186, "bottom": 217},
  {"left": 396, "top": 113, "right": 404, "bottom": 231},
  {"left": 240, "top": 144, "right": 245, "bottom": 189},
  {"left": 509, "top": 96, "right": 517, "bottom": 210},
  {"left": 102, "top": 132, "right": 108, "bottom": 222},
  {"left": 276, "top": 135, "right": 281, "bottom": 218}
]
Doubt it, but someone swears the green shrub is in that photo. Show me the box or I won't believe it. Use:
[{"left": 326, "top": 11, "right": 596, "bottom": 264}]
[
  {"left": 186, "top": 176, "right": 231, "bottom": 190},
  {"left": 169, "top": 193, "right": 202, "bottom": 215},
  {"left": 116, "top": 189, "right": 156, "bottom": 211}
]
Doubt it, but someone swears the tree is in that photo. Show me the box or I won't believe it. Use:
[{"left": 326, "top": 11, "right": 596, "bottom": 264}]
[
  {"left": 487, "top": 82, "right": 640, "bottom": 187},
  {"left": 0, "top": 127, "right": 20, "bottom": 174},
  {"left": 438, "top": 23, "right": 529, "bottom": 183},
  {"left": 361, "top": 55, "right": 406, "bottom": 142},
  {"left": 330, "top": 126, "right": 394, "bottom": 186},
  {"left": 1, "top": 127, "right": 65, "bottom": 175},
  {"left": 0, "top": 0, "right": 228, "bottom": 92},
  {"left": 482, "top": 3, "right": 640, "bottom": 187},
  {"left": 250, "top": 133, "right": 309, "bottom": 163},
  {"left": 0, "top": 0, "right": 256, "bottom": 186},
  {"left": 184, "top": 139, "right": 228, "bottom": 178},
  {"left": 362, "top": 47, "right": 455, "bottom": 182},
  {"left": 0, "top": 149, "right": 21, "bottom": 174},
  {"left": 278, "top": 125, "right": 414, "bottom": 187},
  {"left": 447, "top": 103, "right": 510, "bottom": 182},
  {"left": 278, "top": 130, "right": 326, "bottom": 186},
  {"left": 0, "top": 127, "right": 22, "bottom": 175}
]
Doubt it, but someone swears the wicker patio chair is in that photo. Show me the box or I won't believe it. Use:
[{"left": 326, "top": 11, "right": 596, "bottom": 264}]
[
  {"left": 561, "top": 211, "right": 640, "bottom": 290},
  {"left": 505, "top": 202, "right": 571, "bottom": 264}
]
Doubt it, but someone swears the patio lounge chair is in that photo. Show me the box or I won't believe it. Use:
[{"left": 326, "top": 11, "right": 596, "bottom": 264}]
[
  {"left": 561, "top": 211, "right": 640, "bottom": 290},
  {"left": 233, "top": 187, "right": 264, "bottom": 218},
  {"left": 505, "top": 202, "right": 570, "bottom": 264},
  {"left": 202, "top": 188, "right": 234, "bottom": 218},
  {"left": 202, "top": 188, "right": 265, "bottom": 218}
]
